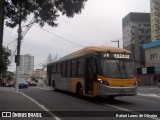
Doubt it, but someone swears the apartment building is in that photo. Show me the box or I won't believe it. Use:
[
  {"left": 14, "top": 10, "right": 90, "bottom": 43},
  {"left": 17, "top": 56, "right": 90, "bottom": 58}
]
[
  {"left": 150, "top": 0, "right": 160, "bottom": 40},
  {"left": 138, "top": 0, "right": 160, "bottom": 85},
  {"left": 143, "top": 0, "right": 160, "bottom": 67},
  {"left": 122, "top": 12, "right": 151, "bottom": 68},
  {"left": 19, "top": 54, "right": 34, "bottom": 78}
]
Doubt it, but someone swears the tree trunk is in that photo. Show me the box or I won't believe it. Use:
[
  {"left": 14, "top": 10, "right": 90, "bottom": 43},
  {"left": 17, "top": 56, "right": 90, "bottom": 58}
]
[{"left": 0, "top": 0, "right": 5, "bottom": 55}]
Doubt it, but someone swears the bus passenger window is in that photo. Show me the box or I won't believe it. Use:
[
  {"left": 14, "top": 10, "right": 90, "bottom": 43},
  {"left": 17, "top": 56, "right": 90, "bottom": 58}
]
[
  {"left": 78, "top": 59, "right": 84, "bottom": 77},
  {"left": 71, "top": 60, "right": 77, "bottom": 77},
  {"left": 62, "top": 62, "right": 66, "bottom": 77},
  {"left": 66, "top": 61, "right": 71, "bottom": 77},
  {"left": 52, "top": 64, "right": 57, "bottom": 73},
  {"left": 57, "top": 63, "right": 61, "bottom": 73}
]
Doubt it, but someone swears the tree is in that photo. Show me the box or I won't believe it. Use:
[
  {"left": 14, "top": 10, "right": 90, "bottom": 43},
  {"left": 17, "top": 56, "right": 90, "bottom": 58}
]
[
  {"left": 4, "top": 0, "right": 87, "bottom": 28},
  {"left": 0, "top": 0, "right": 5, "bottom": 62},
  {"left": 0, "top": 47, "right": 11, "bottom": 75},
  {"left": 41, "top": 54, "right": 58, "bottom": 68},
  {"left": 5, "top": 71, "right": 14, "bottom": 80}
]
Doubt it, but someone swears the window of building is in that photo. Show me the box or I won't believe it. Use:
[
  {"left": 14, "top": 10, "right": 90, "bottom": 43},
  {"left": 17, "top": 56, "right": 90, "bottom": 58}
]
[
  {"left": 139, "top": 35, "right": 144, "bottom": 39},
  {"left": 131, "top": 37, "right": 134, "bottom": 41},
  {"left": 139, "top": 28, "right": 144, "bottom": 33},
  {"left": 150, "top": 53, "right": 158, "bottom": 60},
  {"left": 143, "top": 24, "right": 150, "bottom": 27}
]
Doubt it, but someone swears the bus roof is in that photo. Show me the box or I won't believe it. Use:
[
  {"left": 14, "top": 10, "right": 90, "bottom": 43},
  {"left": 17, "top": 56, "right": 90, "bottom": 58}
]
[
  {"left": 59, "top": 46, "right": 131, "bottom": 60},
  {"left": 48, "top": 46, "right": 131, "bottom": 65}
]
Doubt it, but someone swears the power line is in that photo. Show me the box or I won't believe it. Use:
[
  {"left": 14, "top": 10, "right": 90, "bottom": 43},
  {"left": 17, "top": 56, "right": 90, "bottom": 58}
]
[{"left": 35, "top": 25, "right": 84, "bottom": 47}]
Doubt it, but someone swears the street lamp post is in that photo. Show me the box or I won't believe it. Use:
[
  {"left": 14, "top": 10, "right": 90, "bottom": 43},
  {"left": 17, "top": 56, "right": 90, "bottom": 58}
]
[
  {"left": 15, "top": 3, "right": 22, "bottom": 93},
  {"left": 111, "top": 40, "right": 120, "bottom": 48}
]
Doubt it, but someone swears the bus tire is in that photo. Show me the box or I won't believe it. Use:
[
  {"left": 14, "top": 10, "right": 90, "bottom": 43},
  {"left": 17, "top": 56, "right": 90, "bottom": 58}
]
[
  {"left": 107, "top": 96, "right": 115, "bottom": 100},
  {"left": 76, "top": 83, "right": 83, "bottom": 98},
  {"left": 52, "top": 81, "right": 57, "bottom": 92}
]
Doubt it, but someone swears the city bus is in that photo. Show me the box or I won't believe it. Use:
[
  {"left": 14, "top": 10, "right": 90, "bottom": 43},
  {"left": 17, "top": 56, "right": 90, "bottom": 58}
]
[{"left": 47, "top": 46, "right": 137, "bottom": 99}]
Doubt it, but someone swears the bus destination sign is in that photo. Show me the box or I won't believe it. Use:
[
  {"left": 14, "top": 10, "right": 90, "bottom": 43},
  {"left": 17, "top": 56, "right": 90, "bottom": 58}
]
[{"left": 102, "top": 53, "right": 131, "bottom": 59}]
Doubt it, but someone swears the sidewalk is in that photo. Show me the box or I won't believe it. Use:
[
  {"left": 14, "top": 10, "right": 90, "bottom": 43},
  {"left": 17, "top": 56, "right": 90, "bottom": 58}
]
[
  {"left": 137, "top": 86, "right": 160, "bottom": 98},
  {"left": 0, "top": 87, "right": 55, "bottom": 120}
]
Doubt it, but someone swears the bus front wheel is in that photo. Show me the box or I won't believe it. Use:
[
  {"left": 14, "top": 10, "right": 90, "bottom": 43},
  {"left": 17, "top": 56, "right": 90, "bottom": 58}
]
[{"left": 107, "top": 96, "right": 115, "bottom": 100}]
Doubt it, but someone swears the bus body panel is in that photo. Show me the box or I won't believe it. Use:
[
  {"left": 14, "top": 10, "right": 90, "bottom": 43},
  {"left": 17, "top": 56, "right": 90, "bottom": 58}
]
[{"left": 71, "top": 78, "right": 84, "bottom": 93}]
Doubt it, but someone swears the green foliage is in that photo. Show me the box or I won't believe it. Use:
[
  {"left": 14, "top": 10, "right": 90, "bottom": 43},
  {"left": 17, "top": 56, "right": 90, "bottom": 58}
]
[
  {"left": 0, "top": 47, "right": 11, "bottom": 74},
  {"left": 5, "top": 71, "right": 14, "bottom": 80},
  {"left": 4, "top": 0, "right": 87, "bottom": 28}
]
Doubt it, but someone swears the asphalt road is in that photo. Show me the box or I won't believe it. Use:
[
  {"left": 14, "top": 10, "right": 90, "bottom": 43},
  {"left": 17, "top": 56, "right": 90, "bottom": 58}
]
[{"left": 21, "top": 86, "right": 160, "bottom": 120}]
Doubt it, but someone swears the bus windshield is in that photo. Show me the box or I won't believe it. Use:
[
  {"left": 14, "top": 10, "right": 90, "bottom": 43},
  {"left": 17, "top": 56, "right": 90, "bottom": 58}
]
[{"left": 100, "top": 59, "right": 135, "bottom": 78}]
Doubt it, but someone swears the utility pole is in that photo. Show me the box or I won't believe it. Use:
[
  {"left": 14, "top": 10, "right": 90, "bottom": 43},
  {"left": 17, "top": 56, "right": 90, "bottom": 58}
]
[
  {"left": 111, "top": 40, "right": 120, "bottom": 48},
  {"left": 15, "top": 2, "right": 22, "bottom": 93}
]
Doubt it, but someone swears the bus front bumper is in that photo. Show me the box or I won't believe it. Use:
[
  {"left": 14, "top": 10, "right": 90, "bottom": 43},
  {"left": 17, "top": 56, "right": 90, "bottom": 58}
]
[{"left": 97, "top": 84, "right": 137, "bottom": 96}]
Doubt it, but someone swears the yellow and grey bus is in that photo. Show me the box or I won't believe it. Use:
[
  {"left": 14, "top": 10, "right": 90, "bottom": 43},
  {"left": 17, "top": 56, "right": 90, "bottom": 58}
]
[{"left": 47, "top": 46, "right": 137, "bottom": 99}]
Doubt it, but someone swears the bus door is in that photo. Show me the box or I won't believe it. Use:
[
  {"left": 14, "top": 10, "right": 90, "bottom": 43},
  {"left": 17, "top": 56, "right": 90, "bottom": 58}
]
[{"left": 85, "top": 56, "right": 97, "bottom": 94}]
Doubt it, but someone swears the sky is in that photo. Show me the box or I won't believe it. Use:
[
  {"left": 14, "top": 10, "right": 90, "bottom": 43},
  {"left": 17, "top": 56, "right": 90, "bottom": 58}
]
[{"left": 3, "top": 0, "right": 150, "bottom": 72}]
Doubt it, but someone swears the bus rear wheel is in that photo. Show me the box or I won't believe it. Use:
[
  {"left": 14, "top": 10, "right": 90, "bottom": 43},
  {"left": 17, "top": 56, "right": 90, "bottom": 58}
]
[
  {"left": 107, "top": 96, "right": 115, "bottom": 100},
  {"left": 76, "top": 84, "right": 83, "bottom": 98}
]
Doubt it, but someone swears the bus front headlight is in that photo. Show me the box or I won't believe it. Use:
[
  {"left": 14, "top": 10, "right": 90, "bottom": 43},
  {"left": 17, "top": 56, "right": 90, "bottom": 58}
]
[
  {"left": 97, "top": 78, "right": 109, "bottom": 86},
  {"left": 134, "top": 81, "right": 138, "bottom": 86}
]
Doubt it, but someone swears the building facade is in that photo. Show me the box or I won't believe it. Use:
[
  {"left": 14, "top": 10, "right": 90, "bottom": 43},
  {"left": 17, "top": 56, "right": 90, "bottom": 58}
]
[
  {"left": 122, "top": 12, "right": 151, "bottom": 68},
  {"left": 137, "top": 1, "right": 160, "bottom": 86},
  {"left": 143, "top": 40, "right": 160, "bottom": 67},
  {"left": 150, "top": 0, "right": 160, "bottom": 40},
  {"left": 33, "top": 69, "right": 46, "bottom": 79},
  {"left": 143, "top": 0, "right": 160, "bottom": 68},
  {"left": 19, "top": 54, "right": 34, "bottom": 78}
]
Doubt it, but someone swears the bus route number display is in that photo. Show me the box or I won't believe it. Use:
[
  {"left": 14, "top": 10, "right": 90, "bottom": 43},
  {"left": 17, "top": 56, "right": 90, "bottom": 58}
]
[{"left": 103, "top": 53, "right": 131, "bottom": 59}]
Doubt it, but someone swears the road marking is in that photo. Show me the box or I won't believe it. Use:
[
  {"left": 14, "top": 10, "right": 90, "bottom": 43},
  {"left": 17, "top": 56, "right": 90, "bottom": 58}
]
[
  {"left": 134, "top": 98, "right": 158, "bottom": 104},
  {"left": 21, "top": 92, "right": 61, "bottom": 120},
  {"left": 105, "top": 104, "right": 159, "bottom": 120},
  {"left": 35, "top": 87, "right": 53, "bottom": 91},
  {"left": 138, "top": 93, "right": 160, "bottom": 99}
]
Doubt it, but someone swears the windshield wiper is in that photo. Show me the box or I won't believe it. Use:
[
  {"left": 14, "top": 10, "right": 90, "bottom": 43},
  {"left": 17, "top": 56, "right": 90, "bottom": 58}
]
[
  {"left": 122, "top": 62, "right": 126, "bottom": 74},
  {"left": 116, "top": 61, "right": 122, "bottom": 78}
]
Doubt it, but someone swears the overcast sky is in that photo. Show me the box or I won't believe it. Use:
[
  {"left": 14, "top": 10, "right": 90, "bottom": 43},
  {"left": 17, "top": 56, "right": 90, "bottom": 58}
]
[{"left": 3, "top": 0, "right": 150, "bottom": 72}]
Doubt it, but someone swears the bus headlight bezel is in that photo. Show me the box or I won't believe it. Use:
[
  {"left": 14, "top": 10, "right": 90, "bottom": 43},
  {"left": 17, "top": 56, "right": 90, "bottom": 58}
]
[{"left": 97, "top": 78, "right": 109, "bottom": 86}]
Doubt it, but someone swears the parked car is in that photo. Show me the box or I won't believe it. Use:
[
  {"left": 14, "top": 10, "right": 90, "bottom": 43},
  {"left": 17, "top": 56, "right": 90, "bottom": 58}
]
[
  {"left": 5, "top": 83, "right": 14, "bottom": 87},
  {"left": 18, "top": 79, "right": 28, "bottom": 88},
  {"left": 28, "top": 81, "right": 37, "bottom": 86}
]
